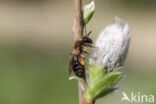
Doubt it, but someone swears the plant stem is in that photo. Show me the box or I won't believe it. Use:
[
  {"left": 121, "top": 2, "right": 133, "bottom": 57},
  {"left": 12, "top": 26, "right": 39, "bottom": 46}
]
[
  {"left": 72, "top": 0, "right": 84, "bottom": 104},
  {"left": 78, "top": 81, "right": 84, "bottom": 104},
  {"left": 72, "top": 0, "right": 94, "bottom": 104},
  {"left": 72, "top": 0, "right": 83, "bottom": 42},
  {"left": 82, "top": 98, "right": 95, "bottom": 104}
]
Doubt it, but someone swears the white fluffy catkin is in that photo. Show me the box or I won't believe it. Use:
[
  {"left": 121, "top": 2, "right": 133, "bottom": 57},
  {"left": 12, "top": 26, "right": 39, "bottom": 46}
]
[{"left": 89, "top": 17, "right": 130, "bottom": 70}]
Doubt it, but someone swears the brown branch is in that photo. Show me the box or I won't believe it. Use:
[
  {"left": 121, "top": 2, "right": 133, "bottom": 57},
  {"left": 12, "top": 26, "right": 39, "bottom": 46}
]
[
  {"left": 82, "top": 98, "right": 95, "bottom": 104},
  {"left": 72, "top": 0, "right": 83, "bottom": 42},
  {"left": 78, "top": 81, "right": 84, "bottom": 104},
  {"left": 72, "top": 0, "right": 84, "bottom": 104},
  {"left": 72, "top": 0, "right": 94, "bottom": 104}
]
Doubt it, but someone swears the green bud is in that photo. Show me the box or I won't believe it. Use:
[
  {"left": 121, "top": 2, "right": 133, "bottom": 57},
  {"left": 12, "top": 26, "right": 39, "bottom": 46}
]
[
  {"left": 85, "top": 65, "right": 122, "bottom": 101},
  {"left": 83, "top": 1, "right": 95, "bottom": 25}
]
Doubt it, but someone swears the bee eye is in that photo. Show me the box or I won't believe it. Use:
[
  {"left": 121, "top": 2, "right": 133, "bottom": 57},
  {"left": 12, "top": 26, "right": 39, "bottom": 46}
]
[{"left": 83, "top": 37, "right": 87, "bottom": 41}]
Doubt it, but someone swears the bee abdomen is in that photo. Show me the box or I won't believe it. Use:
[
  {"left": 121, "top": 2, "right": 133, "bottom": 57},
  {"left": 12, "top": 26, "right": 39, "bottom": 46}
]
[{"left": 71, "top": 55, "right": 86, "bottom": 80}]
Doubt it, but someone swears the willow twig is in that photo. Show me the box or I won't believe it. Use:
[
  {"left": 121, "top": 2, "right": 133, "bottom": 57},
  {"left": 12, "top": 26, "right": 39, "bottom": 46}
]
[
  {"left": 72, "top": 0, "right": 83, "bottom": 42},
  {"left": 72, "top": 0, "right": 95, "bottom": 104},
  {"left": 72, "top": 0, "right": 84, "bottom": 104}
]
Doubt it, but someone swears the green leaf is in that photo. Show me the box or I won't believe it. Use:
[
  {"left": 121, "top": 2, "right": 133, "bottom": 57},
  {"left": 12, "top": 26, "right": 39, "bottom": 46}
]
[
  {"left": 89, "top": 65, "right": 104, "bottom": 81},
  {"left": 92, "top": 71, "right": 121, "bottom": 98},
  {"left": 85, "top": 65, "right": 122, "bottom": 101},
  {"left": 83, "top": 1, "right": 95, "bottom": 25}
]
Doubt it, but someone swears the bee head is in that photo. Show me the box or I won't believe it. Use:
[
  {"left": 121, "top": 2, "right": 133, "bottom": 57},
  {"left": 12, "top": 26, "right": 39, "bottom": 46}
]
[
  {"left": 83, "top": 36, "right": 93, "bottom": 44},
  {"left": 82, "top": 31, "right": 93, "bottom": 44}
]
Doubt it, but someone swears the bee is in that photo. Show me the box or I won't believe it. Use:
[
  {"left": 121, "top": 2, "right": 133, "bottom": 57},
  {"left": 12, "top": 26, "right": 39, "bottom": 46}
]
[{"left": 69, "top": 31, "right": 93, "bottom": 81}]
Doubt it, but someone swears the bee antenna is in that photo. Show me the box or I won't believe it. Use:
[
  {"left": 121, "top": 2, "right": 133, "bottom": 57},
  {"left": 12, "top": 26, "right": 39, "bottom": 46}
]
[
  {"left": 84, "top": 26, "right": 92, "bottom": 37},
  {"left": 87, "top": 31, "right": 92, "bottom": 36}
]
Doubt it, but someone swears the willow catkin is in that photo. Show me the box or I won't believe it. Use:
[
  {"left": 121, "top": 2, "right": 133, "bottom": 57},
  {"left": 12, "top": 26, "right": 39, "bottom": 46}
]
[{"left": 89, "top": 17, "right": 130, "bottom": 71}]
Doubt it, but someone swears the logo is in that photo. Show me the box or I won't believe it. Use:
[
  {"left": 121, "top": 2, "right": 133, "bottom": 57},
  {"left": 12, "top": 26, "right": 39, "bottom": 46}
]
[{"left": 121, "top": 92, "right": 154, "bottom": 103}]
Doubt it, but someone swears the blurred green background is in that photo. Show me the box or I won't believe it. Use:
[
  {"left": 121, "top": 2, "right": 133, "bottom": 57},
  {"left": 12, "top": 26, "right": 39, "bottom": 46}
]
[{"left": 0, "top": 0, "right": 156, "bottom": 104}]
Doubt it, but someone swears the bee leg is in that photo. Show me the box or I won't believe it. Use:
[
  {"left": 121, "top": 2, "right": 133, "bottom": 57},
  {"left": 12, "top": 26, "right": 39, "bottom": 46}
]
[
  {"left": 79, "top": 55, "right": 88, "bottom": 69},
  {"left": 78, "top": 56, "right": 85, "bottom": 65},
  {"left": 82, "top": 50, "right": 90, "bottom": 55},
  {"left": 84, "top": 44, "right": 95, "bottom": 48},
  {"left": 80, "top": 54, "right": 85, "bottom": 58}
]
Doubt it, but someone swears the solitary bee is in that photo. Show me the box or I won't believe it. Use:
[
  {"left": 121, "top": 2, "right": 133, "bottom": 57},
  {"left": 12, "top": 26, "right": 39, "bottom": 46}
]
[{"left": 69, "top": 31, "right": 93, "bottom": 81}]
